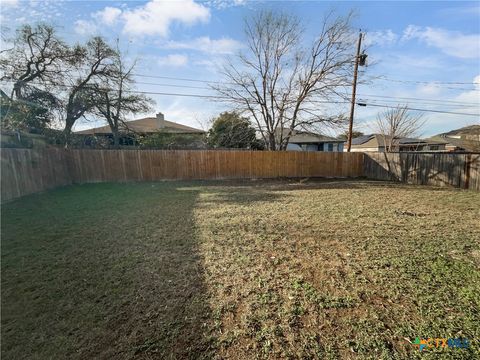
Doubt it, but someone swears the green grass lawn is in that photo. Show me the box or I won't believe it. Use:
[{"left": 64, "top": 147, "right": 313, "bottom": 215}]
[{"left": 1, "top": 180, "right": 479, "bottom": 359}]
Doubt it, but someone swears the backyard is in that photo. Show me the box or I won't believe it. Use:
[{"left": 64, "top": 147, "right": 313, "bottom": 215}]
[{"left": 1, "top": 180, "right": 479, "bottom": 359}]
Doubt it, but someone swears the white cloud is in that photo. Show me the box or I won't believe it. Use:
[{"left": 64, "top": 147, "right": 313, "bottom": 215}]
[
  {"left": 121, "top": 0, "right": 210, "bottom": 37},
  {"left": 2, "top": 0, "right": 65, "bottom": 22},
  {"left": 93, "top": 6, "right": 122, "bottom": 26},
  {"left": 74, "top": 19, "right": 98, "bottom": 36},
  {"left": 364, "top": 30, "right": 398, "bottom": 47},
  {"left": 205, "top": 0, "right": 247, "bottom": 9},
  {"left": 416, "top": 83, "right": 443, "bottom": 97},
  {"left": 454, "top": 74, "right": 480, "bottom": 105},
  {"left": 474, "top": 75, "right": 480, "bottom": 90},
  {"left": 402, "top": 25, "right": 480, "bottom": 59},
  {"left": 1, "top": 0, "right": 19, "bottom": 7},
  {"left": 157, "top": 54, "right": 188, "bottom": 67},
  {"left": 163, "top": 36, "right": 243, "bottom": 54}
]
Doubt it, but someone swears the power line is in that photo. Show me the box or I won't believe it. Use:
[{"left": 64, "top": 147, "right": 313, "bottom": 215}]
[
  {"left": 133, "top": 73, "right": 224, "bottom": 85},
  {"left": 377, "top": 76, "right": 480, "bottom": 85},
  {"left": 372, "top": 78, "right": 478, "bottom": 91},
  {"left": 3, "top": 80, "right": 479, "bottom": 117},
  {"left": 130, "top": 80, "right": 480, "bottom": 107},
  {"left": 102, "top": 79, "right": 480, "bottom": 106},
  {"left": 0, "top": 80, "right": 223, "bottom": 99},
  {"left": 133, "top": 72, "right": 480, "bottom": 91},
  {"left": 130, "top": 90, "right": 222, "bottom": 99},
  {"left": 135, "top": 81, "right": 210, "bottom": 90},
  {"left": 356, "top": 97, "right": 479, "bottom": 109},
  {"left": 356, "top": 93, "right": 479, "bottom": 106},
  {"left": 354, "top": 102, "right": 480, "bottom": 117}
]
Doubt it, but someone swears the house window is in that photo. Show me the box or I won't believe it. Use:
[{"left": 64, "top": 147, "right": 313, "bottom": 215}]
[
  {"left": 327, "top": 143, "right": 334, "bottom": 152},
  {"left": 430, "top": 145, "right": 439, "bottom": 151},
  {"left": 318, "top": 144, "right": 324, "bottom": 151}
]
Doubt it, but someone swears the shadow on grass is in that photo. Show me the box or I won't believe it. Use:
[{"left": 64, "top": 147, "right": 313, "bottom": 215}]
[
  {"left": 1, "top": 182, "right": 213, "bottom": 359},
  {"left": 183, "top": 178, "right": 454, "bottom": 196}
]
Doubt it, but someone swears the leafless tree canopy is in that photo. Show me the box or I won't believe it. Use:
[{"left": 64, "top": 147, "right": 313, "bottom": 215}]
[
  {"left": 375, "top": 105, "right": 425, "bottom": 152},
  {"left": 213, "top": 10, "right": 355, "bottom": 150},
  {"left": 62, "top": 37, "right": 118, "bottom": 138},
  {"left": 91, "top": 44, "right": 154, "bottom": 148}
]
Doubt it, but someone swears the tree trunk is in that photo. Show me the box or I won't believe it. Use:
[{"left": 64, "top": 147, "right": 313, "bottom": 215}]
[
  {"left": 112, "top": 128, "right": 120, "bottom": 149},
  {"left": 268, "top": 132, "right": 276, "bottom": 151},
  {"left": 63, "top": 120, "right": 74, "bottom": 148},
  {"left": 13, "top": 83, "right": 21, "bottom": 99}
]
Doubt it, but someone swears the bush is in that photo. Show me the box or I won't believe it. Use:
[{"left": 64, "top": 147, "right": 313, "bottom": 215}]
[{"left": 138, "top": 132, "right": 206, "bottom": 149}]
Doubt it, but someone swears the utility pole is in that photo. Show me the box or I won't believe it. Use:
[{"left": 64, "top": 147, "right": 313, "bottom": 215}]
[{"left": 347, "top": 32, "right": 365, "bottom": 152}]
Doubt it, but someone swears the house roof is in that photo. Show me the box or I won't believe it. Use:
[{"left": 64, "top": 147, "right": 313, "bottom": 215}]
[
  {"left": 283, "top": 130, "right": 344, "bottom": 144},
  {"left": 75, "top": 116, "right": 205, "bottom": 135},
  {"left": 351, "top": 134, "right": 445, "bottom": 148},
  {"left": 441, "top": 125, "right": 480, "bottom": 137},
  {"left": 351, "top": 134, "right": 375, "bottom": 145},
  {"left": 427, "top": 125, "right": 480, "bottom": 152},
  {"left": 351, "top": 134, "right": 389, "bottom": 147},
  {"left": 427, "top": 135, "right": 480, "bottom": 152}
]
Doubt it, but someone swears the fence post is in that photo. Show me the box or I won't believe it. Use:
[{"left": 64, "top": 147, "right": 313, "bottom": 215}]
[{"left": 464, "top": 153, "right": 472, "bottom": 190}]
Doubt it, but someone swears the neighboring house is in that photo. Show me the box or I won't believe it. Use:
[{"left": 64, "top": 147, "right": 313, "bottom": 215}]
[
  {"left": 348, "top": 134, "right": 446, "bottom": 152},
  {"left": 76, "top": 112, "right": 205, "bottom": 136},
  {"left": 285, "top": 130, "right": 345, "bottom": 152},
  {"left": 427, "top": 125, "right": 480, "bottom": 152},
  {"left": 75, "top": 112, "right": 205, "bottom": 146}
]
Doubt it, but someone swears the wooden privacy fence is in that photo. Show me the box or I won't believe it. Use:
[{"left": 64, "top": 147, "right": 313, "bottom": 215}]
[
  {"left": 2, "top": 149, "right": 479, "bottom": 201},
  {"left": 1, "top": 148, "right": 72, "bottom": 202},
  {"left": 69, "top": 150, "right": 363, "bottom": 183},
  {"left": 364, "top": 152, "right": 480, "bottom": 191},
  {"left": 1, "top": 149, "right": 363, "bottom": 201}
]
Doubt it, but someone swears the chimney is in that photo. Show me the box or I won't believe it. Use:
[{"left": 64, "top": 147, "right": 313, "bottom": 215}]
[{"left": 156, "top": 112, "right": 165, "bottom": 129}]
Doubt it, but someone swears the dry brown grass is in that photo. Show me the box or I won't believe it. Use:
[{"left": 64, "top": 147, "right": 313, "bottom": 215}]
[{"left": 2, "top": 180, "right": 479, "bottom": 359}]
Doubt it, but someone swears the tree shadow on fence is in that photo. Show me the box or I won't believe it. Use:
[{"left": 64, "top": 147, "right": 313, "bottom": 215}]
[
  {"left": 364, "top": 152, "right": 480, "bottom": 191},
  {"left": 1, "top": 183, "right": 214, "bottom": 359}
]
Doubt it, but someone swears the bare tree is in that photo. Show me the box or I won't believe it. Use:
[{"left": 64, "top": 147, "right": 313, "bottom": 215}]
[
  {"left": 375, "top": 105, "right": 425, "bottom": 152},
  {"left": 91, "top": 46, "right": 153, "bottom": 148},
  {"left": 62, "top": 37, "right": 117, "bottom": 143},
  {"left": 213, "top": 10, "right": 355, "bottom": 150}
]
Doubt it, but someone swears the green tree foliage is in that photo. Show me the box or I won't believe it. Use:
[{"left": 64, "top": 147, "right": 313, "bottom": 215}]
[
  {"left": 0, "top": 89, "right": 58, "bottom": 132},
  {"left": 0, "top": 24, "right": 110, "bottom": 139},
  {"left": 1, "top": 24, "right": 149, "bottom": 147},
  {"left": 207, "top": 112, "right": 263, "bottom": 149},
  {"left": 0, "top": 24, "right": 70, "bottom": 100},
  {"left": 0, "top": 24, "right": 67, "bottom": 132},
  {"left": 138, "top": 132, "right": 205, "bottom": 149}
]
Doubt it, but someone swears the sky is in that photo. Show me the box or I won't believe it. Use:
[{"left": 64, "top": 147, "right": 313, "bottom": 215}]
[{"left": 1, "top": 0, "right": 479, "bottom": 136}]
